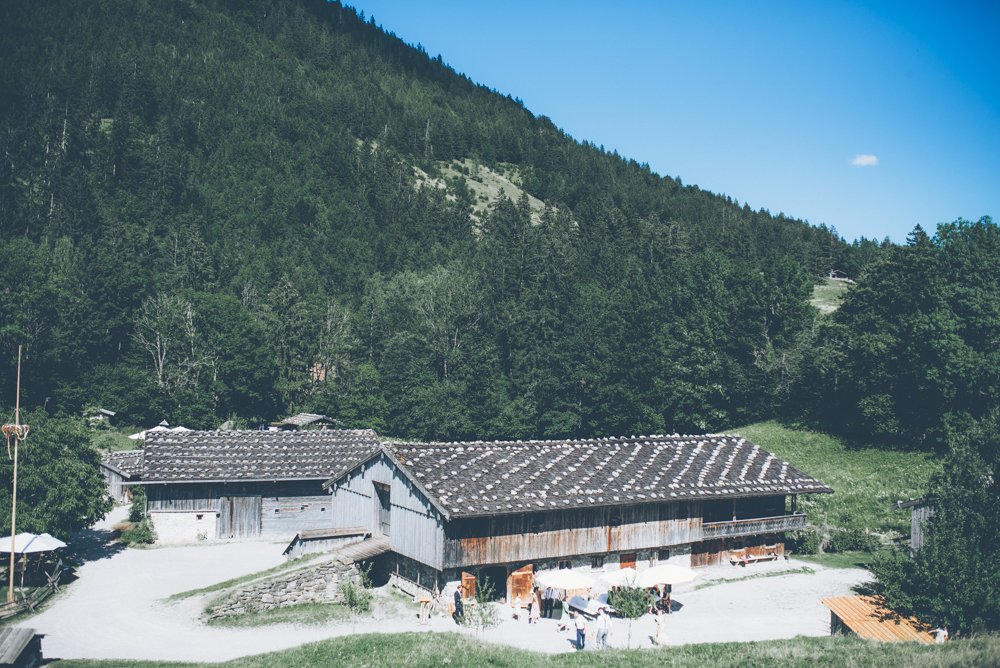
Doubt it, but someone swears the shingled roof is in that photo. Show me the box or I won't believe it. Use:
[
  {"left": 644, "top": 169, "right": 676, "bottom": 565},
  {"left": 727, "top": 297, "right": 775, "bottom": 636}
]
[
  {"left": 99, "top": 450, "right": 143, "bottom": 478},
  {"left": 371, "top": 434, "right": 831, "bottom": 518},
  {"left": 141, "top": 429, "right": 380, "bottom": 483}
]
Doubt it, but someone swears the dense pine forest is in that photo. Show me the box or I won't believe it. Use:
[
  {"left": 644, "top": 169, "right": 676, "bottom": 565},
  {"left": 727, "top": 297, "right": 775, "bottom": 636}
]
[{"left": 0, "top": 0, "right": 861, "bottom": 438}]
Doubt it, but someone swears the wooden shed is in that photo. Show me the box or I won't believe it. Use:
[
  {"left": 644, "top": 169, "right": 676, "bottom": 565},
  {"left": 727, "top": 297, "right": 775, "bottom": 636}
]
[
  {"left": 324, "top": 434, "right": 832, "bottom": 598},
  {"left": 822, "top": 595, "right": 935, "bottom": 643},
  {"left": 0, "top": 628, "right": 44, "bottom": 668},
  {"left": 99, "top": 450, "right": 142, "bottom": 504},
  {"left": 135, "top": 429, "right": 379, "bottom": 544},
  {"left": 894, "top": 498, "right": 934, "bottom": 553}
]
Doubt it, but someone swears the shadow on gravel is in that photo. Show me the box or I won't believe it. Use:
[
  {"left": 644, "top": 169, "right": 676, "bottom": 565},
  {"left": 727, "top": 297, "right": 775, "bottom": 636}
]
[{"left": 62, "top": 524, "right": 127, "bottom": 578}]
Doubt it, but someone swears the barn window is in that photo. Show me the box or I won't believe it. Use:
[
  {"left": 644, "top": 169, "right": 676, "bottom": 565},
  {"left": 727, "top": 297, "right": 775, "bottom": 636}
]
[
  {"left": 196, "top": 514, "right": 203, "bottom": 520},
  {"left": 557, "top": 560, "right": 572, "bottom": 570},
  {"left": 591, "top": 556, "right": 605, "bottom": 569}
]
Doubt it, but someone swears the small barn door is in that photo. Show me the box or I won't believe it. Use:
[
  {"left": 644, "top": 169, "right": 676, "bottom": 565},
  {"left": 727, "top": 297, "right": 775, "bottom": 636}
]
[
  {"left": 374, "top": 482, "right": 391, "bottom": 536},
  {"left": 508, "top": 564, "right": 533, "bottom": 603},
  {"left": 620, "top": 552, "right": 637, "bottom": 569},
  {"left": 217, "top": 495, "right": 262, "bottom": 539},
  {"left": 461, "top": 571, "right": 476, "bottom": 599}
]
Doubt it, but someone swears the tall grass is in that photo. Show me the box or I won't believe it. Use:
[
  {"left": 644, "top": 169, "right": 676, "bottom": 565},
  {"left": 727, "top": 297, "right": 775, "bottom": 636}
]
[{"left": 731, "top": 422, "right": 938, "bottom": 535}]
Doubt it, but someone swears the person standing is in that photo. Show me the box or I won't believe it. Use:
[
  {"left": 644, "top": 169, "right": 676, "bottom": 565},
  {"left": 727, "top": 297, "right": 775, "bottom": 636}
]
[
  {"left": 574, "top": 611, "right": 587, "bottom": 650},
  {"left": 595, "top": 606, "right": 611, "bottom": 649},
  {"left": 543, "top": 586, "right": 554, "bottom": 618},
  {"left": 453, "top": 588, "right": 464, "bottom": 624},
  {"left": 529, "top": 588, "right": 541, "bottom": 624}
]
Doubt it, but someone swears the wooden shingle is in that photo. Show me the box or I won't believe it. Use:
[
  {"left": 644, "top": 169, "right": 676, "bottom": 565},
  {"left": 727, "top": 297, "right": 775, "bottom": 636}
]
[
  {"left": 384, "top": 434, "right": 832, "bottom": 518},
  {"left": 141, "top": 429, "right": 380, "bottom": 483}
]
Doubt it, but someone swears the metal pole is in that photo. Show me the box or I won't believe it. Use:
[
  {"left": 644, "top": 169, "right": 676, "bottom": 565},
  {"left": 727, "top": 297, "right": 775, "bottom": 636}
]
[{"left": 8, "top": 346, "right": 21, "bottom": 603}]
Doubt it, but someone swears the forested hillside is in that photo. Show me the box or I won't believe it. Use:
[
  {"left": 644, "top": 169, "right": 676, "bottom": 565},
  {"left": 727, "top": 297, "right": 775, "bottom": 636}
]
[{"left": 2, "top": 0, "right": 872, "bottom": 437}]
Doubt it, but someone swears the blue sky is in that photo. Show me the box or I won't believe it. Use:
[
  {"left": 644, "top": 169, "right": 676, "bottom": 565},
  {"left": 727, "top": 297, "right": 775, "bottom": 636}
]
[{"left": 347, "top": 1, "right": 999, "bottom": 243}]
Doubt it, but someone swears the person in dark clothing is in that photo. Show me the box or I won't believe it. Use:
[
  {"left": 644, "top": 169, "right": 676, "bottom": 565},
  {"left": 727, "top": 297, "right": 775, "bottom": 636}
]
[{"left": 453, "top": 588, "right": 464, "bottom": 623}]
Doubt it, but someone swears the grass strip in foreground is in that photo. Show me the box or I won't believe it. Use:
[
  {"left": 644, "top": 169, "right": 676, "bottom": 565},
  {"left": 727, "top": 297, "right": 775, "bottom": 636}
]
[{"left": 54, "top": 630, "right": 1000, "bottom": 668}]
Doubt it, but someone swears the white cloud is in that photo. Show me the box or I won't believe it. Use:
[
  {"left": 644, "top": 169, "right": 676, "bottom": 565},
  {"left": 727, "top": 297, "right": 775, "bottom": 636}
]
[{"left": 851, "top": 154, "right": 879, "bottom": 167}]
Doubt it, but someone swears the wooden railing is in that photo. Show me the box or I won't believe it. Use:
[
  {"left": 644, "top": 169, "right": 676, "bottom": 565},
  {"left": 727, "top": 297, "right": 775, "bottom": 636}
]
[{"left": 701, "top": 513, "right": 806, "bottom": 539}]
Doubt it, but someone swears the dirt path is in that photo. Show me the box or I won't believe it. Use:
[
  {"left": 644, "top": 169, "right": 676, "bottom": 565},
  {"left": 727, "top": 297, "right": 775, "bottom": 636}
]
[{"left": 31, "top": 514, "right": 868, "bottom": 661}]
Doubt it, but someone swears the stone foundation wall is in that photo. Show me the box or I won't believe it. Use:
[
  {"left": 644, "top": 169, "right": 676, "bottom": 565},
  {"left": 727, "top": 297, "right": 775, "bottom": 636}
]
[{"left": 207, "top": 556, "right": 361, "bottom": 619}]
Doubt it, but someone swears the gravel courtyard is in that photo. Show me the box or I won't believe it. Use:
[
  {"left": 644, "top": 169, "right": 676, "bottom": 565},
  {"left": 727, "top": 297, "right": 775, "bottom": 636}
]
[{"left": 29, "top": 510, "right": 870, "bottom": 662}]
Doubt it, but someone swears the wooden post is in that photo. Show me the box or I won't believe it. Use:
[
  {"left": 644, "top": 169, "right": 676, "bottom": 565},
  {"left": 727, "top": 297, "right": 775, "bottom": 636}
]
[{"left": 8, "top": 346, "right": 23, "bottom": 603}]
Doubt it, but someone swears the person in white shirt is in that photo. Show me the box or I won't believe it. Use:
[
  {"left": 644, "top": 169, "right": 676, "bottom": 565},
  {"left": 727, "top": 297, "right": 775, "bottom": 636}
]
[
  {"left": 595, "top": 606, "right": 612, "bottom": 649},
  {"left": 574, "top": 611, "right": 587, "bottom": 650}
]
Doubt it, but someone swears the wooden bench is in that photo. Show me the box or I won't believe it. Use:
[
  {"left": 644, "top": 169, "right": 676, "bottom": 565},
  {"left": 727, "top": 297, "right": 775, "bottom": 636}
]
[{"left": 729, "top": 550, "right": 780, "bottom": 566}]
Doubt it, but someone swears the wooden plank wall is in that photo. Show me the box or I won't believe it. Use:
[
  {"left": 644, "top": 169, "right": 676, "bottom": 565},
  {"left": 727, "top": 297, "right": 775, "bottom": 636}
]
[
  {"left": 328, "top": 453, "right": 446, "bottom": 570},
  {"left": 443, "top": 502, "right": 702, "bottom": 568},
  {"left": 147, "top": 480, "right": 331, "bottom": 538}
]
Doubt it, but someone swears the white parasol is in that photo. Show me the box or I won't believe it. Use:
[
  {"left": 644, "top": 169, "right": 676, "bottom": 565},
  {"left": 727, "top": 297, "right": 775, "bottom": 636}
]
[
  {"left": 1, "top": 532, "right": 67, "bottom": 554},
  {"left": 534, "top": 568, "right": 596, "bottom": 590},
  {"left": 599, "top": 567, "right": 638, "bottom": 587},
  {"left": 635, "top": 563, "right": 697, "bottom": 588}
]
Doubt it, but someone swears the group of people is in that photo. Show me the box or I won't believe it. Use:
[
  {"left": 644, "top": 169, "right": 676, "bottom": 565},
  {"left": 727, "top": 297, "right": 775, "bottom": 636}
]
[
  {"left": 451, "top": 581, "right": 673, "bottom": 650},
  {"left": 571, "top": 606, "right": 613, "bottom": 650}
]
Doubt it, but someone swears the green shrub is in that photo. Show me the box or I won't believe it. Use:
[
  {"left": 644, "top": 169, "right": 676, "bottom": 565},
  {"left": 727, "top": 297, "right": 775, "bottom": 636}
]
[
  {"left": 128, "top": 487, "right": 147, "bottom": 523},
  {"left": 827, "top": 528, "right": 880, "bottom": 553},
  {"left": 340, "top": 578, "right": 372, "bottom": 614},
  {"left": 460, "top": 575, "right": 501, "bottom": 631},
  {"left": 120, "top": 518, "right": 155, "bottom": 545},
  {"left": 787, "top": 529, "right": 821, "bottom": 555},
  {"left": 612, "top": 586, "right": 652, "bottom": 619}
]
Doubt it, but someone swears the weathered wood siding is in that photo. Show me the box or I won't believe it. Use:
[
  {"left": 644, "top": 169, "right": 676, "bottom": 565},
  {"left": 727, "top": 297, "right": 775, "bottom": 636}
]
[
  {"left": 328, "top": 453, "right": 446, "bottom": 570},
  {"left": 910, "top": 504, "right": 933, "bottom": 552},
  {"left": 443, "top": 501, "right": 703, "bottom": 569},
  {"left": 101, "top": 468, "right": 131, "bottom": 504},
  {"left": 146, "top": 480, "right": 331, "bottom": 538}
]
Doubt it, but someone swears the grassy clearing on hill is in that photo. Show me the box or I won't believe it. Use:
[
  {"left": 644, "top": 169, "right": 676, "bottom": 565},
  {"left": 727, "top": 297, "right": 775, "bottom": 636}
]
[
  {"left": 731, "top": 422, "right": 938, "bottom": 535},
  {"left": 88, "top": 428, "right": 141, "bottom": 452},
  {"left": 810, "top": 278, "right": 852, "bottom": 313},
  {"left": 55, "top": 632, "right": 1000, "bottom": 668}
]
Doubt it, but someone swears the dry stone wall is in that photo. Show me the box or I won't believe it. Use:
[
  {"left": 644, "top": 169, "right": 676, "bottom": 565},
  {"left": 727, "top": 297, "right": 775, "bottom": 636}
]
[{"left": 208, "top": 556, "right": 361, "bottom": 619}]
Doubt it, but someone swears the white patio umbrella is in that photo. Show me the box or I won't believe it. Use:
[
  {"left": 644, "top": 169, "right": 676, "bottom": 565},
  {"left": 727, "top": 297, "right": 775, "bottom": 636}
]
[
  {"left": 534, "top": 568, "right": 596, "bottom": 590},
  {"left": 635, "top": 563, "right": 697, "bottom": 588},
  {"left": 1, "top": 532, "right": 67, "bottom": 555},
  {"left": 599, "top": 567, "right": 638, "bottom": 588}
]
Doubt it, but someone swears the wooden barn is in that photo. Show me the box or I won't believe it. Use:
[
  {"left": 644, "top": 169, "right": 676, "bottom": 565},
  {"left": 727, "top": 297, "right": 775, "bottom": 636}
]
[
  {"left": 99, "top": 451, "right": 142, "bottom": 504},
  {"left": 137, "top": 429, "right": 379, "bottom": 544},
  {"left": 323, "top": 434, "right": 832, "bottom": 598}
]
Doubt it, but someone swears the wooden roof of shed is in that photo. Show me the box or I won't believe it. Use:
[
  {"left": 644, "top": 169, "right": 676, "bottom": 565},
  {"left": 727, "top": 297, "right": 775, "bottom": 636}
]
[
  {"left": 99, "top": 450, "right": 143, "bottom": 478},
  {"left": 375, "top": 434, "right": 831, "bottom": 518},
  {"left": 140, "top": 429, "right": 379, "bottom": 483},
  {"left": 822, "top": 596, "right": 935, "bottom": 644},
  {"left": 0, "top": 627, "right": 40, "bottom": 664}
]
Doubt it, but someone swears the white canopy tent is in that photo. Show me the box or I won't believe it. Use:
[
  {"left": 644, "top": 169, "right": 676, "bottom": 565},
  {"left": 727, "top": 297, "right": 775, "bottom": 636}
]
[{"left": 128, "top": 424, "right": 191, "bottom": 440}]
